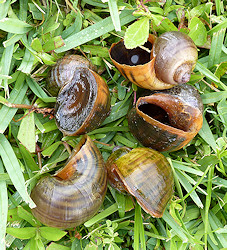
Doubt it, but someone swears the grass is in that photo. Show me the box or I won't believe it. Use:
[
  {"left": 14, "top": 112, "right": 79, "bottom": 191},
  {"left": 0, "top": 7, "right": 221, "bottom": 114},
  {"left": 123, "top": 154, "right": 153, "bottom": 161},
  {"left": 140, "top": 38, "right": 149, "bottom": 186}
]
[{"left": 0, "top": 0, "right": 226, "bottom": 249}]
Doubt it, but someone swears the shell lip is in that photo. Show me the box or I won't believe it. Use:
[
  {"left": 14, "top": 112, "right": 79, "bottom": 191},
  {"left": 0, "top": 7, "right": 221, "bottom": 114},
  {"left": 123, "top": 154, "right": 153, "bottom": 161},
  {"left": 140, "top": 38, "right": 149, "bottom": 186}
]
[
  {"left": 54, "top": 135, "right": 88, "bottom": 180},
  {"left": 136, "top": 96, "right": 200, "bottom": 136},
  {"left": 109, "top": 34, "right": 156, "bottom": 68}
]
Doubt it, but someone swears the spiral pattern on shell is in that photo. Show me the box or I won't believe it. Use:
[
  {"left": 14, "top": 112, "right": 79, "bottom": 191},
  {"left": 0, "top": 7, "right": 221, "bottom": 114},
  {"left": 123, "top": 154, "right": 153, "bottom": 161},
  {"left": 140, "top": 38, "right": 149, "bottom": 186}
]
[{"left": 31, "top": 136, "right": 107, "bottom": 229}]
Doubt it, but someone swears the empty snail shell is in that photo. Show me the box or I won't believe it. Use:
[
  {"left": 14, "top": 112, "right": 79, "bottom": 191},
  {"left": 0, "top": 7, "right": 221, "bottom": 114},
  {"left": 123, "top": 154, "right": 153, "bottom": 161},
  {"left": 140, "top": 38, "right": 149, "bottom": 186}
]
[
  {"left": 52, "top": 56, "right": 111, "bottom": 136},
  {"left": 128, "top": 84, "right": 203, "bottom": 152},
  {"left": 31, "top": 136, "right": 107, "bottom": 229},
  {"left": 106, "top": 147, "right": 174, "bottom": 217},
  {"left": 47, "top": 54, "right": 96, "bottom": 96},
  {"left": 109, "top": 31, "right": 198, "bottom": 90}
]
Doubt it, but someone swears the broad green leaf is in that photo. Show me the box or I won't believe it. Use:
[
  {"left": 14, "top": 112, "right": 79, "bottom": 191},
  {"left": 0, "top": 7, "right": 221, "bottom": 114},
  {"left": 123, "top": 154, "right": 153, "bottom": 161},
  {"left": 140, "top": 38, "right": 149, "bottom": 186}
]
[
  {"left": 55, "top": 9, "right": 136, "bottom": 53},
  {"left": 6, "top": 227, "right": 36, "bottom": 239},
  {"left": 17, "top": 206, "right": 41, "bottom": 227},
  {"left": 0, "top": 18, "right": 32, "bottom": 34},
  {"left": 124, "top": 17, "right": 149, "bottom": 49},
  {"left": 150, "top": 14, "right": 178, "bottom": 32},
  {"left": 0, "top": 160, "right": 7, "bottom": 250},
  {"left": 31, "top": 38, "right": 42, "bottom": 52},
  {"left": 108, "top": 0, "right": 121, "bottom": 32},
  {"left": 39, "top": 227, "right": 67, "bottom": 241},
  {"left": 43, "top": 36, "right": 65, "bottom": 52},
  {"left": 0, "top": 134, "right": 36, "bottom": 208},
  {"left": 18, "top": 111, "right": 36, "bottom": 153},
  {"left": 47, "top": 243, "right": 70, "bottom": 250},
  {"left": 188, "top": 17, "right": 207, "bottom": 46},
  {"left": 215, "top": 62, "right": 227, "bottom": 79}
]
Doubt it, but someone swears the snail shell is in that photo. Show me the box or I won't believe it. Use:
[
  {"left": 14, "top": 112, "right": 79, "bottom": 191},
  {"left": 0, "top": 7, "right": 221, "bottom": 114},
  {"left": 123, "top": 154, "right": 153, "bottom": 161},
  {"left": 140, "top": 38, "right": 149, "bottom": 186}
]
[
  {"left": 128, "top": 84, "right": 203, "bottom": 152},
  {"left": 106, "top": 147, "right": 174, "bottom": 217},
  {"left": 109, "top": 31, "right": 198, "bottom": 90},
  {"left": 47, "top": 54, "right": 96, "bottom": 96},
  {"left": 31, "top": 136, "right": 107, "bottom": 229},
  {"left": 53, "top": 56, "right": 111, "bottom": 136}
]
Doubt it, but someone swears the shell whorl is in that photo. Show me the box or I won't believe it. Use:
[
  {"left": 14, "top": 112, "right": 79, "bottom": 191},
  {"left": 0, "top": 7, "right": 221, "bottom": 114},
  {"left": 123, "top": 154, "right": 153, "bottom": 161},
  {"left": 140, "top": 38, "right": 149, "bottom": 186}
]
[{"left": 31, "top": 136, "right": 107, "bottom": 229}]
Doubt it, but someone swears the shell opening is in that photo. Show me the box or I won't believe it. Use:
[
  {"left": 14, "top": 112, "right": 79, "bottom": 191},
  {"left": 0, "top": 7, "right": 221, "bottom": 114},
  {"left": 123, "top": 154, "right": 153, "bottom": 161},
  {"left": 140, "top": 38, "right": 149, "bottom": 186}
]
[
  {"left": 110, "top": 40, "right": 153, "bottom": 66},
  {"left": 138, "top": 103, "right": 188, "bottom": 132},
  {"left": 55, "top": 136, "right": 88, "bottom": 180}
]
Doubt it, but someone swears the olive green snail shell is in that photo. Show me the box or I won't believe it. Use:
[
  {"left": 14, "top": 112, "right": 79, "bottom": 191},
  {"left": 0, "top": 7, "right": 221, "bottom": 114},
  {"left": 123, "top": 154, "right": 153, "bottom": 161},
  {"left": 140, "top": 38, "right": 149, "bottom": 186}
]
[
  {"left": 31, "top": 136, "right": 107, "bottom": 229},
  {"left": 128, "top": 84, "right": 203, "bottom": 152},
  {"left": 106, "top": 147, "right": 174, "bottom": 218}
]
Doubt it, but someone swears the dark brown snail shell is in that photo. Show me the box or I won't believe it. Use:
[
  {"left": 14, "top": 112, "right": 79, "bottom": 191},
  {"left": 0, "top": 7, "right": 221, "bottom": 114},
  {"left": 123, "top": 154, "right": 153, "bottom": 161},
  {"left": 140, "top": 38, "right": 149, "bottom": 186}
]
[
  {"left": 106, "top": 147, "right": 174, "bottom": 217},
  {"left": 53, "top": 57, "right": 111, "bottom": 136},
  {"left": 109, "top": 31, "right": 198, "bottom": 90},
  {"left": 47, "top": 54, "right": 96, "bottom": 96},
  {"left": 31, "top": 136, "right": 107, "bottom": 229},
  {"left": 127, "top": 84, "right": 203, "bottom": 152}
]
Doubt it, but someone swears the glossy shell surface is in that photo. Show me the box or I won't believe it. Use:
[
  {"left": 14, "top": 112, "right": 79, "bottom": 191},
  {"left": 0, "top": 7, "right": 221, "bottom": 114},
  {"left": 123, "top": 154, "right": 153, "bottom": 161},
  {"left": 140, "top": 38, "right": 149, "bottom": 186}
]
[
  {"left": 47, "top": 54, "right": 96, "bottom": 96},
  {"left": 31, "top": 136, "right": 107, "bottom": 229},
  {"left": 109, "top": 32, "right": 198, "bottom": 90},
  {"left": 128, "top": 84, "right": 203, "bottom": 152},
  {"left": 106, "top": 147, "right": 174, "bottom": 217},
  {"left": 54, "top": 67, "right": 110, "bottom": 136}
]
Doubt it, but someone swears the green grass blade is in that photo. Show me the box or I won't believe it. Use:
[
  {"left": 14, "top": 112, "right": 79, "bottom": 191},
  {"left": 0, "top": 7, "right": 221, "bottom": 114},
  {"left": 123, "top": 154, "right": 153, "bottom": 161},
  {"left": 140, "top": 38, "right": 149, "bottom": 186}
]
[
  {"left": 208, "top": 29, "right": 226, "bottom": 68},
  {"left": 134, "top": 203, "right": 140, "bottom": 250},
  {"left": 0, "top": 0, "right": 11, "bottom": 19},
  {"left": 108, "top": 0, "right": 121, "bottom": 32},
  {"left": 0, "top": 159, "right": 8, "bottom": 250},
  {"left": 84, "top": 203, "right": 118, "bottom": 227},
  {"left": 0, "top": 73, "right": 28, "bottom": 133},
  {"left": 207, "top": 19, "right": 227, "bottom": 35},
  {"left": 196, "top": 61, "right": 227, "bottom": 90},
  {"left": 0, "top": 134, "right": 36, "bottom": 208},
  {"left": 198, "top": 116, "right": 218, "bottom": 152},
  {"left": 26, "top": 76, "right": 48, "bottom": 100},
  {"left": 175, "top": 171, "right": 204, "bottom": 208},
  {"left": 55, "top": 9, "right": 136, "bottom": 53}
]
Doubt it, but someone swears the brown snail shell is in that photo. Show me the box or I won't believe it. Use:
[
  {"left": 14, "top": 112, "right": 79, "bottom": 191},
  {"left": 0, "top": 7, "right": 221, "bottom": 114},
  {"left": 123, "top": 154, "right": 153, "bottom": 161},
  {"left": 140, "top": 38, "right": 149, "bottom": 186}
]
[
  {"left": 47, "top": 54, "right": 96, "bottom": 96},
  {"left": 109, "top": 31, "right": 198, "bottom": 90},
  {"left": 53, "top": 57, "right": 111, "bottom": 136},
  {"left": 128, "top": 84, "right": 203, "bottom": 152},
  {"left": 31, "top": 136, "right": 107, "bottom": 229},
  {"left": 106, "top": 147, "right": 174, "bottom": 217}
]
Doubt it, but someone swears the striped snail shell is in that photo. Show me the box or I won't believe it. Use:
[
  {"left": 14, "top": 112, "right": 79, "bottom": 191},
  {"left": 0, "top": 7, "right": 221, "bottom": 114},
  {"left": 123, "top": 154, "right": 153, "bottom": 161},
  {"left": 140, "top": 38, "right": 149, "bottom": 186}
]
[
  {"left": 31, "top": 136, "right": 107, "bottom": 229},
  {"left": 106, "top": 147, "right": 174, "bottom": 218},
  {"left": 128, "top": 84, "right": 203, "bottom": 152},
  {"left": 109, "top": 31, "right": 198, "bottom": 90},
  {"left": 47, "top": 54, "right": 96, "bottom": 96},
  {"left": 51, "top": 55, "right": 111, "bottom": 136}
]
